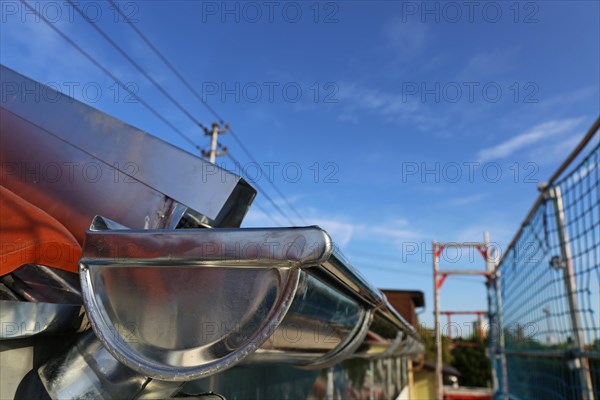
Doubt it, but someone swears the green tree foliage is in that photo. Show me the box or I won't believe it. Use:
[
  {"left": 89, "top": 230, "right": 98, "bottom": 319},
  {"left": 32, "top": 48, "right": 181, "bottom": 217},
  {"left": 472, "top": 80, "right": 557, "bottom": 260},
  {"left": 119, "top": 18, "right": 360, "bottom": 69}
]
[
  {"left": 417, "top": 324, "right": 454, "bottom": 364},
  {"left": 451, "top": 332, "right": 491, "bottom": 387}
]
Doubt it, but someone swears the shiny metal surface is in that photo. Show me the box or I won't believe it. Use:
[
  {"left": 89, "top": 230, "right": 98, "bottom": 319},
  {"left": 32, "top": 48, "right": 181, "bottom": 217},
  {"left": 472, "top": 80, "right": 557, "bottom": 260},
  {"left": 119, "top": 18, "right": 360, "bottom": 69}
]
[
  {"left": 37, "top": 331, "right": 184, "bottom": 399},
  {"left": 2, "top": 264, "right": 81, "bottom": 304},
  {"left": 252, "top": 272, "right": 370, "bottom": 368},
  {"left": 183, "top": 358, "right": 412, "bottom": 400},
  {"left": 1, "top": 65, "right": 424, "bottom": 398},
  {"left": 356, "top": 311, "right": 404, "bottom": 358},
  {"left": 0, "top": 66, "right": 256, "bottom": 243},
  {"left": 135, "top": 379, "right": 184, "bottom": 399},
  {"left": 319, "top": 250, "right": 385, "bottom": 307},
  {"left": 81, "top": 264, "right": 301, "bottom": 381},
  {"left": 81, "top": 218, "right": 333, "bottom": 267},
  {"left": 0, "top": 264, "right": 84, "bottom": 339},
  {"left": 80, "top": 217, "right": 423, "bottom": 381},
  {"left": 0, "top": 339, "right": 34, "bottom": 399},
  {"left": 0, "top": 283, "right": 19, "bottom": 301},
  {"left": 394, "top": 335, "right": 424, "bottom": 357},
  {"left": 39, "top": 331, "right": 150, "bottom": 400},
  {"left": 355, "top": 309, "right": 423, "bottom": 360},
  {"left": 0, "top": 301, "right": 83, "bottom": 339}
]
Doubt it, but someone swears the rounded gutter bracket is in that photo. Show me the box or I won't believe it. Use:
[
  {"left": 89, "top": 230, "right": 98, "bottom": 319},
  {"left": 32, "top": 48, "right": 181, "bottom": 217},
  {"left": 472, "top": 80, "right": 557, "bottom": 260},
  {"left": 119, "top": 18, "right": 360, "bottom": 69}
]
[{"left": 295, "top": 308, "right": 375, "bottom": 370}]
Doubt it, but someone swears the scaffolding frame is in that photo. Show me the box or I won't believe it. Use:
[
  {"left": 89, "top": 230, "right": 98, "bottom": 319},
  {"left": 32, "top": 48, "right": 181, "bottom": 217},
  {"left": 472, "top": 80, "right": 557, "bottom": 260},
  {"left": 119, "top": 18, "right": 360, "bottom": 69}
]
[{"left": 432, "top": 233, "right": 495, "bottom": 400}]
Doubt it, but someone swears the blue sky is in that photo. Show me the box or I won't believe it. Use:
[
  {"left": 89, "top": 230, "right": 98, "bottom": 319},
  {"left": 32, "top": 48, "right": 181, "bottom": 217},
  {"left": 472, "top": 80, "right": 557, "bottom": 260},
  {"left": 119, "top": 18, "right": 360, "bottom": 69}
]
[{"left": 1, "top": 0, "right": 599, "bottom": 330}]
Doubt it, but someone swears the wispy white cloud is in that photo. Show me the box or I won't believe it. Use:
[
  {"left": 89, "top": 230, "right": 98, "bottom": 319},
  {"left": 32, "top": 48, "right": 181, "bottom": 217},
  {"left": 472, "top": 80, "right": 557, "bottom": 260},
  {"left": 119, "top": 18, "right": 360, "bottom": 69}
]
[
  {"left": 365, "top": 226, "right": 424, "bottom": 241},
  {"left": 242, "top": 208, "right": 357, "bottom": 245},
  {"left": 1, "top": 10, "right": 137, "bottom": 100},
  {"left": 458, "top": 47, "right": 521, "bottom": 80},
  {"left": 537, "top": 86, "right": 598, "bottom": 111},
  {"left": 528, "top": 133, "right": 585, "bottom": 166},
  {"left": 453, "top": 222, "right": 514, "bottom": 257},
  {"left": 243, "top": 203, "right": 425, "bottom": 248},
  {"left": 309, "top": 217, "right": 356, "bottom": 246},
  {"left": 338, "top": 113, "right": 359, "bottom": 124},
  {"left": 477, "top": 118, "right": 584, "bottom": 162},
  {"left": 1, "top": 16, "right": 81, "bottom": 79},
  {"left": 383, "top": 19, "right": 429, "bottom": 55},
  {"left": 336, "top": 83, "right": 428, "bottom": 128},
  {"left": 448, "top": 193, "right": 488, "bottom": 206}
]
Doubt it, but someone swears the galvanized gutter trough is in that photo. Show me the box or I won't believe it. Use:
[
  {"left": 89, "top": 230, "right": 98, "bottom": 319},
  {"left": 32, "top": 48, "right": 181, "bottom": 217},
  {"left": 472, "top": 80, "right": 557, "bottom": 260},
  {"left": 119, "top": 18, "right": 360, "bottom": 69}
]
[{"left": 79, "top": 217, "right": 422, "bottom": 381}]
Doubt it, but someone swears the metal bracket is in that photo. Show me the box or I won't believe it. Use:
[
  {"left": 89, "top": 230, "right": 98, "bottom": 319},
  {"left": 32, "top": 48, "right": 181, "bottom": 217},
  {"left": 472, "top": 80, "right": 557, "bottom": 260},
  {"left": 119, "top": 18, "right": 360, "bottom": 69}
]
[{"left": 549, "top": 255, "right": 567, "bottom": 270}]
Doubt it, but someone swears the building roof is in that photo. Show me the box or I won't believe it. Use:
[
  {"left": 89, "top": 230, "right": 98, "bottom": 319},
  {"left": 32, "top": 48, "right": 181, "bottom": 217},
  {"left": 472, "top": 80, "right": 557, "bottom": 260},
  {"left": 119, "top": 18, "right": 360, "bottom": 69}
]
[{"left": 380, "top": 290, "right": 425, "bottom": 307}]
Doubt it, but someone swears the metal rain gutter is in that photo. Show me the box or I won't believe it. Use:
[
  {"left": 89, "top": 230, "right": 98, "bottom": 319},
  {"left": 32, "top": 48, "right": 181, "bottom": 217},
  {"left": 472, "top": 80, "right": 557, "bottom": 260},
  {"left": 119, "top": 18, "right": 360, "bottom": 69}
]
[{"left": 79, "top": 216, "right": 423, "bottom": 382}]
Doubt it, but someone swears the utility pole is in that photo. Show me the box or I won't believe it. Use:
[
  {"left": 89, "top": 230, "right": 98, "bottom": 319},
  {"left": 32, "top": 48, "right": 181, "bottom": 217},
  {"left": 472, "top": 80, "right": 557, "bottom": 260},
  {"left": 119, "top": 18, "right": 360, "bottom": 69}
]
[{"left": 202, "top": 122, "right": 229, "bottom": 163}]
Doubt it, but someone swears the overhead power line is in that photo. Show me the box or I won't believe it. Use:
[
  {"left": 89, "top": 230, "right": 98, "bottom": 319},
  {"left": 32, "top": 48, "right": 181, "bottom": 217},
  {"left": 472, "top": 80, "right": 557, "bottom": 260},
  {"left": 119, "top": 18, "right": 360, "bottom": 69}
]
[
  {"left": 18, "top": 1, "right": 456, "bottom": 288},
  {"left": 346, "top": 251, "right": 486, "bottom": 284},
  {"left": 251, "top": 202, "right": 283, "bottom": 227},
  {"left": 66, "top": 0, "right": 208, "bottom": 132},
  {"left": 347, "top": 250, "right": 410, "bottom": 263},
  {"left": 22, "top": 0, "right": 298, "bottom": 225},
  {"left": 357, "top": 264, "right": 483, "bottom": 284},
  {"left": 18, "top": 0, "right": 201, "bottom": 151},
  {"left": 227, "top": 126, "right": 308, "bottom": 225},
  {"left": 106, "top": 0, "right": 307, "bottom": 225},
  {"left": 15, "top": 2, "right": 478, "bottom": 286},
  {"left": 227, "top": 152, "right": 296, "bottom": 226},
  {"left": 106, "top": 0, "right": 223, "bottom": 124}
]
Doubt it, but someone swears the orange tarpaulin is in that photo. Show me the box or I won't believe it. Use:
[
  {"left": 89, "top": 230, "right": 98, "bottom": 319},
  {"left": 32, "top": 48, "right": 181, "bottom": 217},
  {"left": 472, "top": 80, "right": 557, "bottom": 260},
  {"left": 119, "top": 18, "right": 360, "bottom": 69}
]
[{"left": 0, "top": 185, "right": 81, "bottom": 274}]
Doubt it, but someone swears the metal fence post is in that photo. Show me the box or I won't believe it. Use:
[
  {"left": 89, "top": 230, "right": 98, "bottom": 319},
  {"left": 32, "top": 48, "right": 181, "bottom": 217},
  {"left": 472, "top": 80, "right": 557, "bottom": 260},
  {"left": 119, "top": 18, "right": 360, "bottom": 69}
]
[
  {"left": 485, "top": 232, "right": 509, "bottom": 399},
  {"left": 493, "top": 266, "right": 509, "bottom": 399},
  {"left": 326, "top": 366, "right": 334, "bottom": 400},
  {"left": 548, "top": 186, "right": 595, "bottom": 400},
  {"left": 484, "top": 232, "right": 497, "bottom": 394}
]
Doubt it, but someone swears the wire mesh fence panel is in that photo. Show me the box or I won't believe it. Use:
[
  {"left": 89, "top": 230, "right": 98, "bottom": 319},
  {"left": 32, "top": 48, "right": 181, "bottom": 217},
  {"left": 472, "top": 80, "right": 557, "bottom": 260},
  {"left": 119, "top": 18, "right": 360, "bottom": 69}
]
[
  {"left": 557, "top": 143, "right": 600, "bottom": 399},
  {"left": 492, "top": 134, "right": 599, "bottom": 400}
]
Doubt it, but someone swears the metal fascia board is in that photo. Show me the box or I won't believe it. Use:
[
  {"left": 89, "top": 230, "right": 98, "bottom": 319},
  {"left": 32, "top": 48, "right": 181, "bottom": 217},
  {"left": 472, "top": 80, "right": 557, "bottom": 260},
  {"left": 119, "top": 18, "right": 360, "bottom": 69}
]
[{"left": 0, "top": 65, "right": 255, "bottom": 224}]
